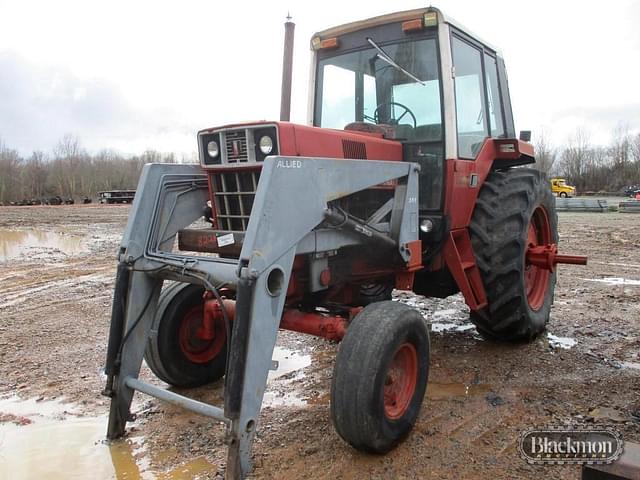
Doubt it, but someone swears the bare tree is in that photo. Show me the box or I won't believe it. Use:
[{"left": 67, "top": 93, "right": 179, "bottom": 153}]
[
  {"left": 610, "top": 124, "right": 631, "bottom": 170},
  {"left": 181, "top": 151, "right": 198, "bottom": 164},
  {"left": 51, "top": 134, "right": 86, "bottom": 197},
  {"left": 532, "top": 128, "right": 556, "bottom": 175},
  {"left": 0, "top": 137, "right": 22, "bottom": 203},
  {"left": 22, "top": 151, "right": 48, "bottom": 199},
  {"left": 559, "top": 128, "right": 592, "bottom": 191},
  {"left": 0, "top": 135, "right": 193, "bottom": 204},
  {"left": 632, "top": 133, "right": 640, "bottom": 164}
]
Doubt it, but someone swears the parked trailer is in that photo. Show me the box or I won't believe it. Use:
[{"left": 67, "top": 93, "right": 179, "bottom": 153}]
[
  {"left": 103, "top": 7, "right": 587, "bottom": 479},
  {"left": 98, "top": 190, "right": 136, "bottom": 204}
]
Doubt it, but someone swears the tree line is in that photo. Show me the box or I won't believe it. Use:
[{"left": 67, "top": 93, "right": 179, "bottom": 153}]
[
  {"left": 534, "top": 125, "right": 640, "bottom": 193},
  {"left": 0, "top": 134, "right": 190, "bottom": 204},
  {"left": 2, "top": 126, "right": 640, "bottom": 204}
]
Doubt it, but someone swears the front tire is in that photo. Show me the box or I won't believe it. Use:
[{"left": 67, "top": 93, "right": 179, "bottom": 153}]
[
  {"left": 331, "top": 301, "right": 429, "bottom": 453},
  {"left": 144, "top": 283, "right": 227, "bottom": 387},
  {"left": 469, "top": 168, "right": 558, "bottom": 341}
]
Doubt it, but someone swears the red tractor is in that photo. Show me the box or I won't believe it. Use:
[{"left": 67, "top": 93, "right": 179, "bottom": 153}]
[{"left": 103, "top": 7, "right": 586, "bottom": 478}]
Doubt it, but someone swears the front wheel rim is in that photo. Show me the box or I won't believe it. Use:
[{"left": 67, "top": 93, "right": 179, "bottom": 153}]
[
  {"left": 383, "top": 343, "right": 418, "bottom": 419},
  {"left": 178, "top": 305, "right": 225, "bottom": 364}
]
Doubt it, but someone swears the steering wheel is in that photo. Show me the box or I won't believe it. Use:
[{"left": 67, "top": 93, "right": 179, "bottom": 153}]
[{"left": 372, "top": 102, "right": 417, "bottom": 128}]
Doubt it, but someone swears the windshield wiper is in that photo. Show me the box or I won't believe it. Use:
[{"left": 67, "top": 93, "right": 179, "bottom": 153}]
[{"left": 367, "top": 37, "right": 425, "bottom": 85}]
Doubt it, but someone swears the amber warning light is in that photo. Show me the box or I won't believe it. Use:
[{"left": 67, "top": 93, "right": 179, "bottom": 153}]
[{"left": 311, "top": 36, "right": 339, "bottom": 50}]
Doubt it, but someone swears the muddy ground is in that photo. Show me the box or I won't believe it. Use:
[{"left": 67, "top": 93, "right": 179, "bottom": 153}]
[{"left": 0, "top": 204, "right": 638, "bottom": 479}]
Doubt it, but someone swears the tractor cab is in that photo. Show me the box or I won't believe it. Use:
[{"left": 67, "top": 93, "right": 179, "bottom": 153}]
[
  {"left": 310, "top": 7, "right": 517, "bottom": 213},
  {"left": 195, "top": 7, "right": 534, "bottom": 264}
]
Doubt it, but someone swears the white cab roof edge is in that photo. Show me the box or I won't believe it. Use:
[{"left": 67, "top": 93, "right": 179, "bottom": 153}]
[{"left": 311, "top": 6, "right": 503, "bottom": 58}]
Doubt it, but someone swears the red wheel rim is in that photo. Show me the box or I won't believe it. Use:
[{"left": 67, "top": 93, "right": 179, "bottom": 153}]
[
  {"left": 525, "top": 206, "right": 552, "bottom": 311},
  {"left": 178, "top": 305, "right": 226, "bottom": 364},
  {"left": 384, "top": 343, "right": 418, "bottom": 419}
]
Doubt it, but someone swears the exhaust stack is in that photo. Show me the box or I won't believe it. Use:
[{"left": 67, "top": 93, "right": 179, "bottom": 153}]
[{"left": 280, "top": 13, "right": 295, "bottom": 122}]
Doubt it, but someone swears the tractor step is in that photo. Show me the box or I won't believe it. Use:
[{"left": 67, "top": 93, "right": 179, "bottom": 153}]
[{"left": 442, "top": 229, "right": 488, "bottom": 310}]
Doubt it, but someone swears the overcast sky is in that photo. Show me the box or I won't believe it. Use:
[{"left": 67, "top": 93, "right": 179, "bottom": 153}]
[{"left": 1, "top": 0, "right": 639, "bottom": 156}]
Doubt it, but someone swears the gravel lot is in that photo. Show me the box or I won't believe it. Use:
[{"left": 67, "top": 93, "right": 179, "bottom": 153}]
[{"left": 0, "top": 204, "right": 638, "bottom": 479}]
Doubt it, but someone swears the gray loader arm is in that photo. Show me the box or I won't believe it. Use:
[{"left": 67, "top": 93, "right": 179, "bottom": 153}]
[{"left": 103, "top": 157, "right": 420, "bottom": 479}]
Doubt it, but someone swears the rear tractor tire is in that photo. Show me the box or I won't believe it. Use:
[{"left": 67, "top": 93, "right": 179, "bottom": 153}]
[
  {"left": 469, "top": 168, "right": 558, "bottom": 341},
  {"left": 144, "top": 283, "right": 228, "bottom": 387},
  {"left": 331, "top": 301, "right": 429, "bottom": 453}
]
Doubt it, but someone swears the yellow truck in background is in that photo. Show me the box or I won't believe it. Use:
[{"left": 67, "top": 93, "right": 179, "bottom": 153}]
[{"left": 550, "top": 178, "right": 576, "bottom": 197}]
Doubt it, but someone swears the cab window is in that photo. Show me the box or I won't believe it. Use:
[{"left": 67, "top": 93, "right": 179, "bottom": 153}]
[
  {"left": 315, "top": 38, "right": 442, "bottom": 143},
  {"left": 484, "top": 53, "right": 505, "bottom": 138},
  {"left": 451, "top": 36, "right": 488, "bottom": 159}
]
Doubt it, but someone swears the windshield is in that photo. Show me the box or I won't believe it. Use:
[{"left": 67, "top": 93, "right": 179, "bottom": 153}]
[{"left": 314, "top": 38, "right": 442, "bottom": 143}]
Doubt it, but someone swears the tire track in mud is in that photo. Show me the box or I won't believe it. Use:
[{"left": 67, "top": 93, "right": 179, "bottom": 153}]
[{"left": 0, "top": 269, "right": 113, "bottom": 310}]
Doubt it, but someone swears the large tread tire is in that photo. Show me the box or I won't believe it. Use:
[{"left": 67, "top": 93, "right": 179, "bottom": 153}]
[
  {"left": 469, "top": 168, "right": 558, "bottom": 342},
  {"left": 331, "top": 301, "right": 429, "bottom": 453},
  {"left": 144, "top": 283, "right": 227, "bottom": 387}
]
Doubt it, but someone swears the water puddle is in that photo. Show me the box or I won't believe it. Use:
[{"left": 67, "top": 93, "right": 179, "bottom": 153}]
[
  {"left": 268, "top": 346, "right": 311, "bottom": 380},
  {"left": 426, "top": 382, "right": 492, "bottom": 400},
  {"left": 547, "top": 333, "right": 577, "bottom": 349},
  {"left": 0, "top": 395, "right": 77, "bottom": 419},
  {"left": 263, "top": 346, "right": 311, "bottom": 408},
  {"left": 262, "top": 390, "right": 307, "bottom": 408},
  {"left": 0, "top": 395, "right": 216, "bottom": 479},
  {"left": 0, "top": 228, "right": 85, "bottom": 261},
  {"left": 583, "top": 277, "right": 640, "bottom": 286}
]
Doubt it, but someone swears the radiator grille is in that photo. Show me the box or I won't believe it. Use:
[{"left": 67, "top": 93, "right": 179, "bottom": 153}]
[
  {"left": 211, "top": 170, "right": 260, "bottom": 231},
  {"left": 225, "top": 130, "right": 249, "bottom": 163},
  {"left": 342, "top": 139, "right": 367, "bottom": 159}
]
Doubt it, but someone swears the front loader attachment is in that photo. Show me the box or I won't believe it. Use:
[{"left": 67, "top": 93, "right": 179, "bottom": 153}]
[{"left": 103, "top": 157, "right": 420, "bottom": 478}]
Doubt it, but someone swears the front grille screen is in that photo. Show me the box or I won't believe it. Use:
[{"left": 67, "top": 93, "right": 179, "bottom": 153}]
[{"left": 211, "top": 169, "right": 260, "bottom": 231}]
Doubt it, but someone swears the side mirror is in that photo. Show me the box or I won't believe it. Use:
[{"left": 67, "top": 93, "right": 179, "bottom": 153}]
[{"left": 519, "top": 130, "right": 532, "bottom": 142}]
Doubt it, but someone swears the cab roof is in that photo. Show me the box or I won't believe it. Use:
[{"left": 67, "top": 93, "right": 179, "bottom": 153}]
[{"left": 312, "top": 6, "right": 502, "bottom": 57}]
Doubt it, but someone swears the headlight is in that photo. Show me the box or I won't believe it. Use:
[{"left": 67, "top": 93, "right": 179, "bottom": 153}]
[
  {"left": 259, "top": 135, "right": 273, "bottom": 155},
  {"left": 207, "top": 140, "right": 219, "bottom": 158},
  {"left": 420, "top": 219, "right": 434, "bottom": 233}
]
